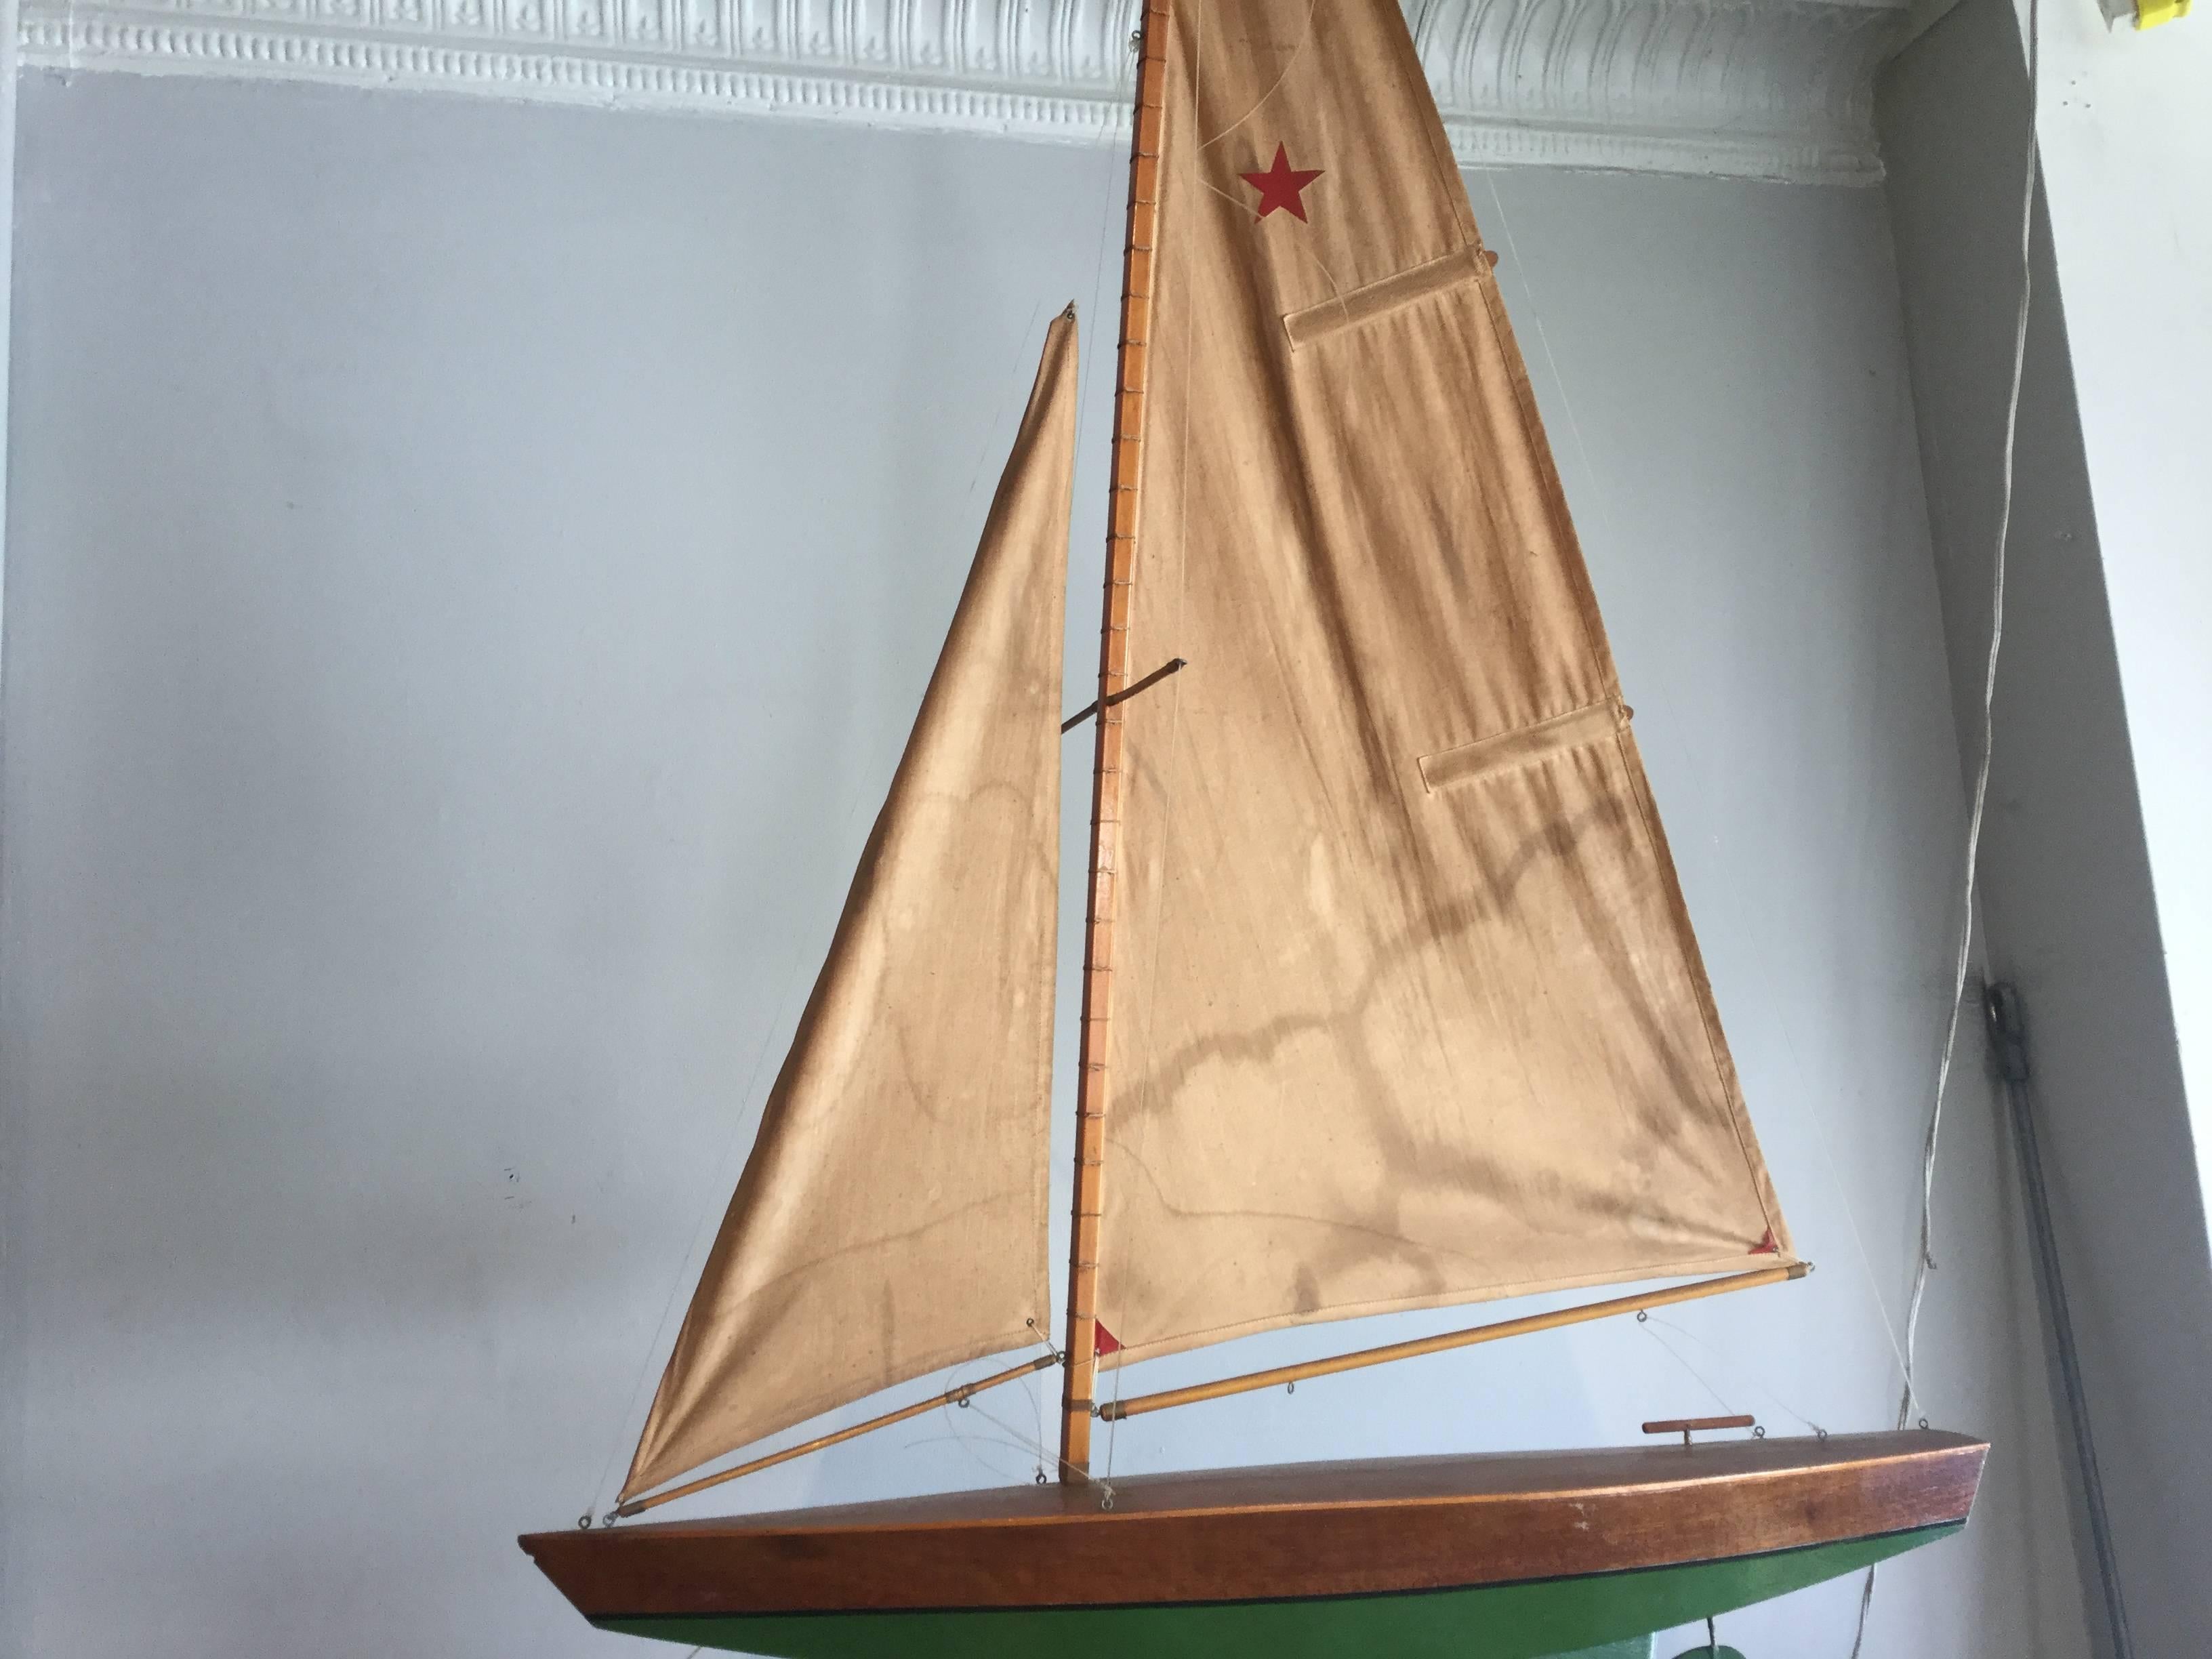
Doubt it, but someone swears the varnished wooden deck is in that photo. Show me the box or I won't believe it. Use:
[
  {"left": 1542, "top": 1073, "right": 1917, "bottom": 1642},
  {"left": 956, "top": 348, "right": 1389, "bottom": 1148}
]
[{"left": 522, "top": 1429, "right": 1985, "bottom": 1619}]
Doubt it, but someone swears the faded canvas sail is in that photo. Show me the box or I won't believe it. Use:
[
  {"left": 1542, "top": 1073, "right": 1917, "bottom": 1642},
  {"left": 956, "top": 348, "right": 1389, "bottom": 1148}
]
[
  {"left": 622, "top": 314, "right": 1078, "bottom": 1500},
  {"left": 1092, "top": 1, "right": 1793, "bottom": 1370}
]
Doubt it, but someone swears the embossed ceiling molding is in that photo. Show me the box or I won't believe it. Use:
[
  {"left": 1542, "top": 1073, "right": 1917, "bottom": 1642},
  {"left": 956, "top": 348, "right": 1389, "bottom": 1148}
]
[{"left": 18, "top": 0, "right": 1900, "bottom": 184}]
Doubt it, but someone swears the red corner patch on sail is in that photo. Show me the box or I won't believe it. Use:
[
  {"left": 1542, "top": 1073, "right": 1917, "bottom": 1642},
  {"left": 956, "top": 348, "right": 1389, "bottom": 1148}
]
[
  {"left": 1092, "top": 1322, "right": 1123, "bottom": 1358},
  {"left": 1751, "top": 1229, "right": 1780, "bottom": 1256}
]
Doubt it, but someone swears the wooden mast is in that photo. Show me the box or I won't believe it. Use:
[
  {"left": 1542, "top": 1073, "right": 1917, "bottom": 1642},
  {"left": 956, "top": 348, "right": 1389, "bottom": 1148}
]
[{"left": 1061, "top": 0, "right": 1170, "bottom": 1481}]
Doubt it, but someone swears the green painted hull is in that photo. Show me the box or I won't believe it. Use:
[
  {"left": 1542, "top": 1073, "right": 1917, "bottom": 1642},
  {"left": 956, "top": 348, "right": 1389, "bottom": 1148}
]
[{"left": 594, "top": 1523, "right": 1957, "bottom": 1658}]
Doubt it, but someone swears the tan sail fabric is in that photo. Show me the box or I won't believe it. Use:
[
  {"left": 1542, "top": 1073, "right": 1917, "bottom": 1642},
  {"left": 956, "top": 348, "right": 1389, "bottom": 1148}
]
[
  {"left": 1094, "top": 1, "right": 1793, "bottom": 1370},
  {"left": 623, "top": 314, "right": 1078, "bottom": 1498}
]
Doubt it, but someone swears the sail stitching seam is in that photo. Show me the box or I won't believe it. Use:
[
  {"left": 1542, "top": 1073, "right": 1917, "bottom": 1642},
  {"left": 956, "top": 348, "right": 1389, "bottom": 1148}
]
[{"left": 1193, "top": 0, "right": 1317, "bottom": 155}]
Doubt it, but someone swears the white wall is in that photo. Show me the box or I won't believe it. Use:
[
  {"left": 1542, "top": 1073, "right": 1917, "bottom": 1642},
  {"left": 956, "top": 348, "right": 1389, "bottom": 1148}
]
[
  {"left": 2032, "top": 3, "right": 2212, "bottom": 1208},
  {"left": 0, "top": 5, "right": 20, "bottom": 1656},
  {"left": 3, "top": 71, "right": 2083, "bottom": 1659}
]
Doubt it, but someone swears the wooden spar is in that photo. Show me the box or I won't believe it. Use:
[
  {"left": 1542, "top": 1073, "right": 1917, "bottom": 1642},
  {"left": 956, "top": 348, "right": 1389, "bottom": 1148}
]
[
  {"left": 1061, "top": 0, "right": 1170, "bottom": 1482},
  {"left": 1097, "top": 1265, "right": 1807, "bottom": 1422},
  {"left": 613, "top": 1352, "right": 1059, "bottom": 1519},
  {"left": 1060, "top": 657, "right": 1187, "bottom": 733},
  {"left": 1643, "top": 1414, "right": 1757, "bottom": 1446}
]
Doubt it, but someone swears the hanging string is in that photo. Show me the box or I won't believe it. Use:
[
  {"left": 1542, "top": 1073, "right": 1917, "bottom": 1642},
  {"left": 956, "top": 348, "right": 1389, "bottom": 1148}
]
[{"left": 1851, "top": 0, "right": 2040, "bottom": 1650}]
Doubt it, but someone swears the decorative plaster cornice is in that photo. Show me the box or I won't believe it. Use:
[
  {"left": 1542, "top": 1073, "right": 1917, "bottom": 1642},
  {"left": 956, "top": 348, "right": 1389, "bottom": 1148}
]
[{"left": 18, "top": 0, "right": 1898, "bottom": 184}]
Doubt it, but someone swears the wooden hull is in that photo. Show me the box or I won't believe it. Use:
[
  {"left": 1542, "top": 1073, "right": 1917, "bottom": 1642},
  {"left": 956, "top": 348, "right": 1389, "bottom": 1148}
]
[{"left": 523, "top": 1431, "right": 1984, "bottom": 1656}]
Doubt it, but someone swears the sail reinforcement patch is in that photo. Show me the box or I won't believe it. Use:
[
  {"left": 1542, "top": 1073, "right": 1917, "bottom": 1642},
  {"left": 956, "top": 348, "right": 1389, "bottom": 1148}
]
[
  {"left": 1282, "top": 243, "right": 1493, "bottom": 351},
  {"left": 1416, "top": 700, "right": 1631, "bottom": 794}
]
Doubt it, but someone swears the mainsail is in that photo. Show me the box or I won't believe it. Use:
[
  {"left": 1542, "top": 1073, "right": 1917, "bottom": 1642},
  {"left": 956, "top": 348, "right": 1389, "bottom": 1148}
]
[
  {"left": 1088, "top": 0, "right": 1795, "bottom": 1372},
  {"left": 622, "top": 314, "right": 1079, "bottom": 1501}
]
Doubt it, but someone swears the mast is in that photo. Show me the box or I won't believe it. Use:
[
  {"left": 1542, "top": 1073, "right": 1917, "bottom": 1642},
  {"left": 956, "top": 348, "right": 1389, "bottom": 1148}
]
[{"left": 1061, "top": 0, "right": 1170, "bottom": 1481}]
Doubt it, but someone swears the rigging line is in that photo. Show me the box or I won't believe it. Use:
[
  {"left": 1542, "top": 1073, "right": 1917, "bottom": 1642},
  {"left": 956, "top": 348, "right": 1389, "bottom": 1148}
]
[
  {"left": 918, "top": 1373, "right": 1057, "bottom": 1483},
  {"left": 951, "top": 1389, "right": 1111, "bottom": 1493},
  {"left": 620, "top": 1353, "right": 1063, "bottom": 1517},
  {"left": 583, "top": 925, "right": 820, "bottom": 1520},
  {"left": 1030, "top": 1325, "right": 1052, "bottom": 1479},
  {"left": 1483, "top": 162, "right": 1918, "bottom": 1393},
  {"left": 1637, "top": 1319, "right": 1740, "bottom": 1419},
  {"left": 1105, "top": 1343, "right": 1127, "bottom": 1483},
  {"left": 1641, "top": 1313, "right": 1827, "bottom": 1436},
  {"left": 1803, "top": 1068, "right": 1914, "bottom": 1389},
  {"left": 1478, "top": 170, "right": 1609, "bottom": 556},
  {"left": 1852, "top": 0, "right": 2039, "bottom": 1650},
  {"left": 965, "top": 299, "right": 1048, "bottom": 505},
  {"left": 899, "top": 1326, "right": 1068, "bottom": 1483}
]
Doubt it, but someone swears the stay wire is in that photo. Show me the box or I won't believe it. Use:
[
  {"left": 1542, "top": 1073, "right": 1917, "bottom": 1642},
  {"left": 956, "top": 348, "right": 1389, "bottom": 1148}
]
[
  {"left": 582, "top": 926, "right": 819, "bottom": 1523},
  {"left": 1638, "top": 1319, "right": 1742, "bottom": 1419},
  {"left": 1641, "top": 1313, "right": 1829, "bottom": 1438},
  {"left": 1851, "top": 0, "right": 2039, "bottom": 1649},
  {"left": 588, "top": 185, "right": 1103, "bottom": 1527},
  {"left": 1478, "top": 165, "right": 1914, "bottom": 1388}
]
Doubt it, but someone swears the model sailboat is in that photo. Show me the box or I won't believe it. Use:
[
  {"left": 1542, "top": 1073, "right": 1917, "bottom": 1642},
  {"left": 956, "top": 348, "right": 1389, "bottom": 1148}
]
[{"left": 524, "top": 1, "right": 1985, "bottom": 1652}]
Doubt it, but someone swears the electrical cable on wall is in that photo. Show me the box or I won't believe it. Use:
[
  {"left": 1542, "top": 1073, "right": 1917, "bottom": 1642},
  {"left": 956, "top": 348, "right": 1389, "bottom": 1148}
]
[{"left": 1848, "top": 0, "right": 2041, "bottom": 1647}]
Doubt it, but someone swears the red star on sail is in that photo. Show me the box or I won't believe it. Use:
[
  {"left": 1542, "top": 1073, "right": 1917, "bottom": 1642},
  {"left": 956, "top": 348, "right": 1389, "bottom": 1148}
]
[{"left": 1240, "top": 143, "right": 1324, "bottom": 222}]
